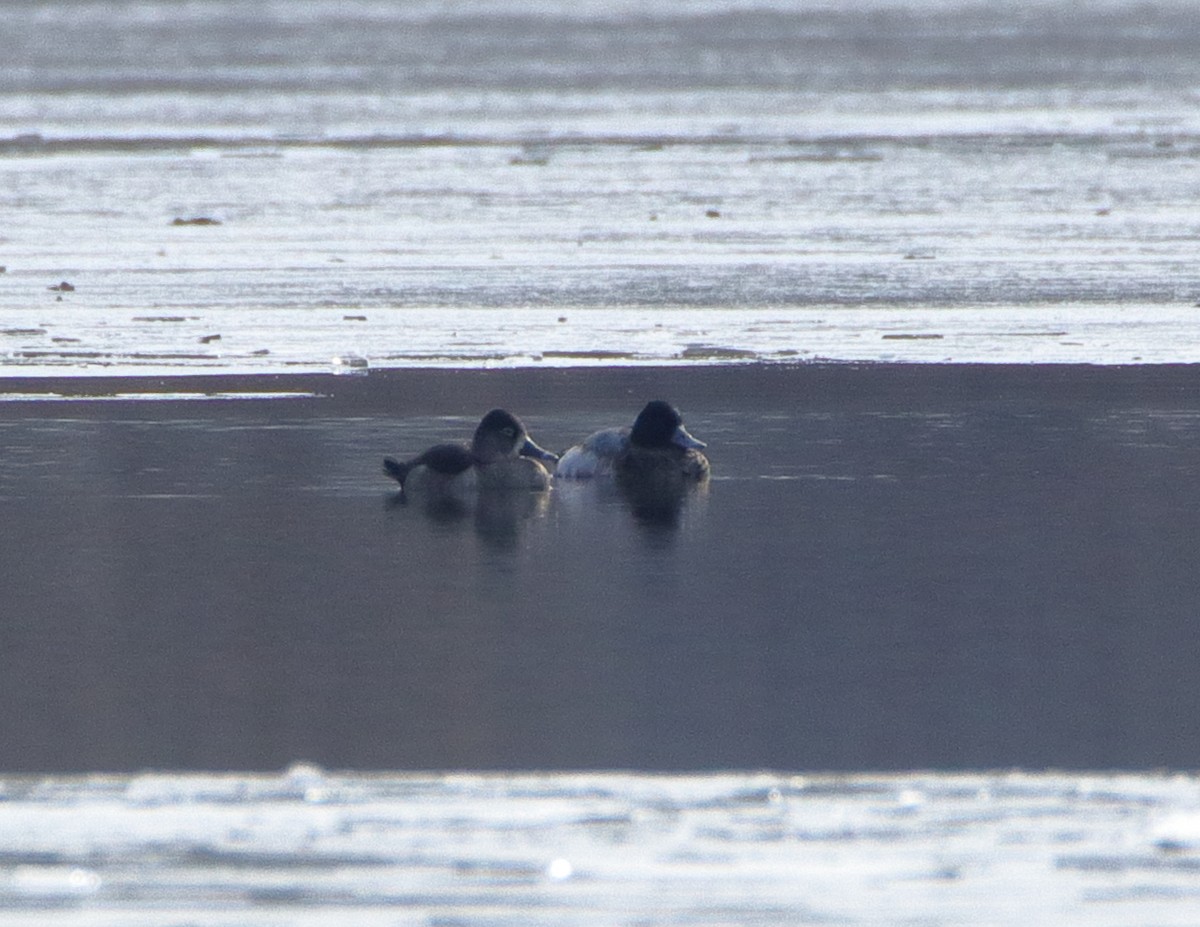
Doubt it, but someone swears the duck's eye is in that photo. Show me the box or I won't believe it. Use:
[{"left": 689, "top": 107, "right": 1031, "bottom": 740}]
[{"left": 502, "top": 427, "right": 515, "bottom": 437}]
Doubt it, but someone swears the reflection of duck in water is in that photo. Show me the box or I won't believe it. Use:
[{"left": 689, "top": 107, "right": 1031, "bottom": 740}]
[
  {"left": 473, "top": 489, "right": 550, "bottom": 548},
  {"left": 556, "top": 400, "right": 709, "bottom": 527},
  {"left": 556, "top": 400, "right": 709, "bottom": 484},
  {"left": 383, "top": 409, "right": 558, "bottom": 494}
]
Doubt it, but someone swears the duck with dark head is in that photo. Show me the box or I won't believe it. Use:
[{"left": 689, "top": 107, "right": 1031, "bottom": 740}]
[
  {"left": 556, "top": 399, "right": 709, "bottom": 486},
  {"left": 616, "top": 399, "right": 710, "bottom": 488},
  {"left": 384, "top": 409, "right": 559, "bottom": 495}
]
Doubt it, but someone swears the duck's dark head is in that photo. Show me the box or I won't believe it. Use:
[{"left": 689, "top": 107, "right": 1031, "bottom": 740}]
[
  {"left": 629, "top": 400, "right": 706, "bottom": 451},
  {"left": 472, "top": 408, "right": 559, "bottom": 465}
]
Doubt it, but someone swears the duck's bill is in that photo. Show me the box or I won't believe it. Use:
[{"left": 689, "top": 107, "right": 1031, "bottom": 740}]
[
  {"left": 672, "top": 426, "right": 707, "bottom": 450},
  {"left": 521, "top": 438, "right": 560, "bottom": 463}
]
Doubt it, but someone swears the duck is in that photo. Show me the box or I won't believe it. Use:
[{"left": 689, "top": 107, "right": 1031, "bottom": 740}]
[
  {"left": 556, "top": 400, "right": 709, "bottom": 484},
  {"left": 384, "top": 409, "right": 559, "bottom": 493}
]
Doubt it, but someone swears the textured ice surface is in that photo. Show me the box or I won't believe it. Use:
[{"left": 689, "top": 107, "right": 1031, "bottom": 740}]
[
  {"left": 1, "top": 768, "right": 1199, "bottom": 925},
  {"left": 4, "top": 1, "right": 1200, "bottom": 375}
]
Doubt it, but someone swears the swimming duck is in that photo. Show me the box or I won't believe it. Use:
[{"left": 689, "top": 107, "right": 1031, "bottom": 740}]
[
  {"left": 384, "top": 409, "right": 559, "bottom": 493},
  {"left": 556, "top": 400, "right": 709, "bottom": 483}
]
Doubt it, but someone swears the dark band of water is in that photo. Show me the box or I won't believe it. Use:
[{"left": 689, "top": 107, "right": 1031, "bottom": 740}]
[{"left": 1, "top": 364, "right": 1198, "bottom": 773}]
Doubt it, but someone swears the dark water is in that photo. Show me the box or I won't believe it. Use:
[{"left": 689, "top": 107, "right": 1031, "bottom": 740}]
[
  {"left": 5, "top": 0, "right": 1199, "bottom": 100},
  {"left": 2, "top": 365, "right": 1200, "bottom": 773}
]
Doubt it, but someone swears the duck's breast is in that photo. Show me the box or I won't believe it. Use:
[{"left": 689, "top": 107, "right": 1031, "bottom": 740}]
[
  {"left": 478, "top": 457, "right": 553, "bottom": 491},
  {"left": 616, "top": 446, "right": 710, "bottom": 486}
]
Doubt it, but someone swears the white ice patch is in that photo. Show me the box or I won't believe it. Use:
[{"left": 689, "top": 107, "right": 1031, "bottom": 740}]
[{"left": 0, "top": 770, "right": 1196, "bottom": 925}]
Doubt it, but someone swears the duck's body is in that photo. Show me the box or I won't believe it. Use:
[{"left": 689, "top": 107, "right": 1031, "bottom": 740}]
[
  {"left": 554, "top": 427, "right": 630, "bottom": 479},
  {"left": 384, "top": 409, "right": 557, "bottom": 494},
  {"left": 616, "top": 439, "right": 710, "bottom": 486},
  {"left": 383, "top": 442, "right": 478, "bottom": 495},
  {"left": 477, "top": 454, "right": 557, "bottom": 491},
  {"left": 555, "top": 400, "right": 709, "bottom": 484}
]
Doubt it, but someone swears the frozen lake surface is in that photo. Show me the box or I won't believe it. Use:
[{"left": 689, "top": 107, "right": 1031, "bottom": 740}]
[
  {"left": 3, "top": 0, "right": 1200, "bottom": 372},
  {"left": 5, "top": 2, "right": 1200, "bottom": 921},
  {"left": 2, "top": 766, "right": 1200, "bottom": 926}
]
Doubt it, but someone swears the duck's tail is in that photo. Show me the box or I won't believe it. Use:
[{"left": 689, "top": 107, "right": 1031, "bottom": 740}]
[{"left": 383, "top": 456, "right": 413, "bottom": 487}]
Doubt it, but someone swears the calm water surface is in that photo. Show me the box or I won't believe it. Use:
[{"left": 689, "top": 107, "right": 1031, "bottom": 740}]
[
  {"left": 5, "top": 365, "right": 1200, "bottom": 924},
  {"left": 2, "top": 365, "right": 1199, "bottom": 773}
]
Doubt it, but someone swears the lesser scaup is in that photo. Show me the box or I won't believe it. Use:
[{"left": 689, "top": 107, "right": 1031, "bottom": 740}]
[
  {"left": 556, "top": 400, "right": 709, "bottom": 484},
  {"left": 384, "top": 408, "right": 558, "bottom": 493}
]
